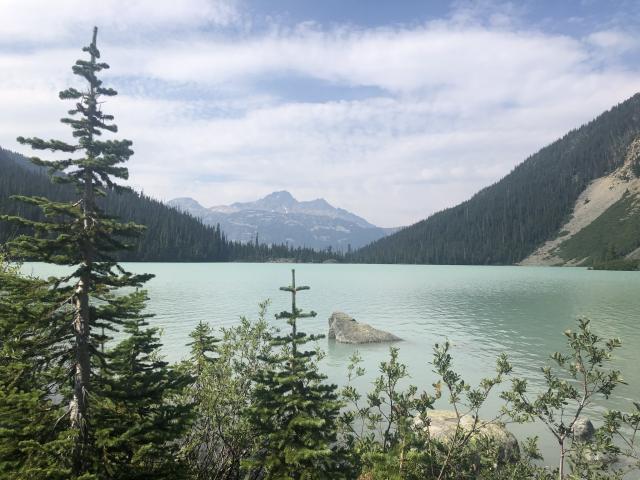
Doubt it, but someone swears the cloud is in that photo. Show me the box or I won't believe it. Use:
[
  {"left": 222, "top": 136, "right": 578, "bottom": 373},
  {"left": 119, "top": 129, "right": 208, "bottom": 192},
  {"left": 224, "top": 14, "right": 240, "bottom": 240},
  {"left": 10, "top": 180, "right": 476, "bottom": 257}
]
[
  {"left": 0, "top": 0, "right": 240, "bottom": 44},
  {"left": 135, "top": 24, "right": 589, "bottom": 98},
  {"left": 0, "top": 2, "right": 639, "bottom": 227},
  {"left": 587, "top": 29, "right": 638, "bottom": 53}
]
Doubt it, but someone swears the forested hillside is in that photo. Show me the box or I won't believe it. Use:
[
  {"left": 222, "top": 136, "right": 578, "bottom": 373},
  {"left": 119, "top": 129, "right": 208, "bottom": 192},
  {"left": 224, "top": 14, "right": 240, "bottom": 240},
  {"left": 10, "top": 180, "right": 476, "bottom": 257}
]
[
  {"left": 0, "top": 148, "right": 333, "bottom": 263},
  {"left": 352, "top": 93, "right": 640, "bottom": 265}
]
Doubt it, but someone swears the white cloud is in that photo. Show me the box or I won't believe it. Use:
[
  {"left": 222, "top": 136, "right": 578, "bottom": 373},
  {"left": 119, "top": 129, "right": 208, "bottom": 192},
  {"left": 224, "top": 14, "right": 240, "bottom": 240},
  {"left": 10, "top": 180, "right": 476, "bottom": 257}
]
[
  {"left": 0, "top": 0, "right": 240, "bottom": 43},
  {"left": 586, "top": 29, "right": 639, "bottom": 57},
  {"left": 134, "top": 25, "right": 588, "bottom": 98},
  {"left": 588, "top": 30, "right": 635, "bottom": 49},
  {"left": 0, "top": 3, "right": 639, "bottom": 227}
]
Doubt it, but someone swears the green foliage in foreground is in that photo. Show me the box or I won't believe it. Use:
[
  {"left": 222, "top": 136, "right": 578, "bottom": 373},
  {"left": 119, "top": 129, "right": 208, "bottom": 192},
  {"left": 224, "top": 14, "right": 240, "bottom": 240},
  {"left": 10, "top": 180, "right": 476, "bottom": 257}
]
[
  {"left": 244, "top": 270, "right": 348, "bottom": 479},
  {"left": 0, "top": 255, "right": 72, "bottom": 480},
  {"left": 336, "top": 318, "right": 640, "bottom": 480},
  {"left": 0, "top": 254, "right": 193, "bottom": 479},
  {"left": 93, "top": 290, "right": 192, "bottom": 479},
  {"left": 338, "top": 342, "right": 519, "bottom": 479},
  {"left": 179, "top": 304, "right": 275, "bottom": 479},
  {"left": 177, "top": 274, "right": 640, "bottom": 479},
  {"left": 501, "top": 318, "right": 627, "bottom": 478}
]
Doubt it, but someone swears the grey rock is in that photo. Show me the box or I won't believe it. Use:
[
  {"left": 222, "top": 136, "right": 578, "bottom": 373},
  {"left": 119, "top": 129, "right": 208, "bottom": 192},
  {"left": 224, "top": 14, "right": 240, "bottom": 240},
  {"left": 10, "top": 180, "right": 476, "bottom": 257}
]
[
  {"left": 572, "top": 417, "right": 595, "bottom": 442},
  {"left": 583, "top": 448, "right": 638, "bottom": 471},
  {"left": 328, "top": 312, "right": 402, "bottom": 344},
  {"left": 414, "top": 410, "right": 520, "bottom": 463}
]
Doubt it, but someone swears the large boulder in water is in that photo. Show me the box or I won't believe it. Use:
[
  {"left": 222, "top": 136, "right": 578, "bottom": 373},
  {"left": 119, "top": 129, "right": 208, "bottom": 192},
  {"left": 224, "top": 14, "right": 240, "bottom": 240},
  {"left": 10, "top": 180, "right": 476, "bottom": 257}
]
[
  {"left": 328, "top": 312, "right": 402, "bottom": 344},
  {"left": 572, "top": 417, "right": 595, "bottom": 442},
  {"left": 414, "top": 410, "right": 520, "bottom": 463}
]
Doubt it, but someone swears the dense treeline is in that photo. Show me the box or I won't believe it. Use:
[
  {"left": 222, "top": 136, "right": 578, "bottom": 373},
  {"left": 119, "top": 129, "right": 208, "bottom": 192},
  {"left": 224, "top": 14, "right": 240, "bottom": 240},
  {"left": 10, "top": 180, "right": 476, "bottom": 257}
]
[
  {"left": 0, "top": 147, "right": 335, "bottom": 263},
  {"left": 352, "top": 94, "right": 640, "bottom": 265}
]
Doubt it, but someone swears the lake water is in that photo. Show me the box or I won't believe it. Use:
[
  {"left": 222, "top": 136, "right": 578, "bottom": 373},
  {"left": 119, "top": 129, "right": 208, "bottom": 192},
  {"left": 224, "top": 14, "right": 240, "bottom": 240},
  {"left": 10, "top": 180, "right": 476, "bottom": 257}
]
[{"left": 22, "top": 262, "right": 640, "bottom": 464}]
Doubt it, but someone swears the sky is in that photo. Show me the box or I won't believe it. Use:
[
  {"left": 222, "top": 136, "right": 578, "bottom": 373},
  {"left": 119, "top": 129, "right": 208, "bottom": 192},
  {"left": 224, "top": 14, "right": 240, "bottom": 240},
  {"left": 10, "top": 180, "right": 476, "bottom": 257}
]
[{"left": 1, "top": 1, "right": 639, "bottom": 227}]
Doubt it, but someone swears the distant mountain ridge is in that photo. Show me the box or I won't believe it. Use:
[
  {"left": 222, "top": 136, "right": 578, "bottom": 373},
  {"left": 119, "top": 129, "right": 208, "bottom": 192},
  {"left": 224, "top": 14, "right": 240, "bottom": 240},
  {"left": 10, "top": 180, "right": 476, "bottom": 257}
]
[
  {"left": 0, "top": 148, "right": 333, "bottom": 263},
  {"left": 210, "top": 191, "right": 375, "bottom": 228},
  {"left": 168, "top": 191, "right": 396, "bottom": 251},
  {"left": 352, "top": 93, "right": 640, "bottom": 266}
]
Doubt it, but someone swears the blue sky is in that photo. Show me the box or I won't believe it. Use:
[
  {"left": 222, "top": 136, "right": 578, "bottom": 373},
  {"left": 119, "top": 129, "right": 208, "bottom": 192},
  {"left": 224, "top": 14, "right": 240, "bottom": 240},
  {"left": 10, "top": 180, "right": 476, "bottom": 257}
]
[{"left": 1, "top": 0, "right": 639, "bottom": 226}]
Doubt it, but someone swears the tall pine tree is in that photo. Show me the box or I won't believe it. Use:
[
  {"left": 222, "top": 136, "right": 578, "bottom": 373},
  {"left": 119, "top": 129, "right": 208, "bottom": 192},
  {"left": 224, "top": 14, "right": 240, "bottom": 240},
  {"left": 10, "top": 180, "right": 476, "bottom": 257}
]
[
  {"left": 1, "top": 27, "right": 187, "bottom": 477},
  {"left": 245, "top": 270, "right": 346, "bottom": 479}
]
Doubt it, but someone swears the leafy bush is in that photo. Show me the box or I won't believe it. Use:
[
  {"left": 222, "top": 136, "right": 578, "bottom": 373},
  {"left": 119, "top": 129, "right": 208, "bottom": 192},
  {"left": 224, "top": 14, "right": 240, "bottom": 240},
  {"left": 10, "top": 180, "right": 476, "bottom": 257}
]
[
  {"left": 340, "top": 319, "right": 640, "bottom": 479},
  {"left": 180, "top": 302, "right": 275, "bottom": 479}
]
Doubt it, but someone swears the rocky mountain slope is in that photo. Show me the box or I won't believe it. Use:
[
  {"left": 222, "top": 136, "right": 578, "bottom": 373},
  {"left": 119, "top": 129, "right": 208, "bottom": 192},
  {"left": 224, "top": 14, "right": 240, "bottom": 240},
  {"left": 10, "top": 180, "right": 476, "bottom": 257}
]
[
  {"left": 168, "top": 191, "right": 396, "bottom": 251},
  {"left": 352, "top": 93, "right": 640, "bottom": 266},
  {"left": 521, "top": 138, "right": 640, "bottom": 266}
]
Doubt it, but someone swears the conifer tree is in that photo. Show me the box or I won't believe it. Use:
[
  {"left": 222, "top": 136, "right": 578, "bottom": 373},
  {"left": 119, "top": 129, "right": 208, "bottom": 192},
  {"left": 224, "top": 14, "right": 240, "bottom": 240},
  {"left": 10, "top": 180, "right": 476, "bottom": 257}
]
[
  {"left": 0, "top": 27, "right": 164, "bottom": 475},
  {"left": 187, "top": 321, "right": 220, "bottom": 379},
  {"left": 245, "top": 270, "right": 346, "bottom": 479},
  {"left": 0, "top": 256, "right": 71, "bottom": 479},
  {"left": 179, "top": 321, "right": 220, "bottom": 479},
  {"left": 94, "top": 289, "right": 192, "bottom": 479}
]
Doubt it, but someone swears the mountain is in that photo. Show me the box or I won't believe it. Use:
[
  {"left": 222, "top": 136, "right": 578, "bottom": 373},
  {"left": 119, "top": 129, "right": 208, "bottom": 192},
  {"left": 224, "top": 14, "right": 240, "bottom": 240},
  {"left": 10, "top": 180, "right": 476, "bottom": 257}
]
[
  {"left": 520, "top": 138, "right": 640, "bottom": 268},
  {"left": 168, "top": 191, "right": 396, "bottom": 251},
  {"left": 209, "top": 190, "right": 374, "bottom": 227},
  {"left": 0, "top": 148, "right": 332, "bottom": 263},
  {"left": 352, "top": 93, "right": 640, "bottom": 267}
]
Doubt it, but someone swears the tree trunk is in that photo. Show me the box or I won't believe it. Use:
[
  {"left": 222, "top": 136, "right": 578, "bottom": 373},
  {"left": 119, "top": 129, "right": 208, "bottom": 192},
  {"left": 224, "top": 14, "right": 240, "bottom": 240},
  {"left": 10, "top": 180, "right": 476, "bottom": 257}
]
[
  {"left": 71, "top": 270, "right": 91, "bottom": 471},
  {"left": 71, "top": 163, "right": 95, "bottom": 472}
]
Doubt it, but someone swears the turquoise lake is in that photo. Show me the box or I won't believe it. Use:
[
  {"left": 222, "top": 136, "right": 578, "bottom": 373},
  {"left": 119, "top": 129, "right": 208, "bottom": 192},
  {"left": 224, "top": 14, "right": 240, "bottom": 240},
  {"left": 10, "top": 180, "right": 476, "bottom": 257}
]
[{"left": 22, "top": 262, "right": 640, "bottom": 463}]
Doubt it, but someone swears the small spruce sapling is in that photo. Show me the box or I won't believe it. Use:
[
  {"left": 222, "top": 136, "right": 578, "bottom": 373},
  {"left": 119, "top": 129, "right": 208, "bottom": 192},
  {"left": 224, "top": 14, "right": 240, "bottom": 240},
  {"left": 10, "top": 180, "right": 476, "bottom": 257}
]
[
  {"left": 94, "top": 289, "right": 193, "bottom": 479},
  {"left": 245, "top": 270, "right": 346, "bottom": 479}
]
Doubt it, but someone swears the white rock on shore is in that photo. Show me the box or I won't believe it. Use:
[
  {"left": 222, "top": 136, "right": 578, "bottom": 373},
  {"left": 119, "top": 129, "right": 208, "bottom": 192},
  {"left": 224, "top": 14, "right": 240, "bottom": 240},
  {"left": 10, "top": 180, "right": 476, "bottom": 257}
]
[{"left": 414, "top": 410, "right": 520, "bottom": 463}]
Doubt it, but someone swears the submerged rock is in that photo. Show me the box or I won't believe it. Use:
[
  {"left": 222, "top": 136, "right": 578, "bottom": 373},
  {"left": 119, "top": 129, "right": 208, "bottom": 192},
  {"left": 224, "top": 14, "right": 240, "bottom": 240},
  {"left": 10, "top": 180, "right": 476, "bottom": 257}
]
[
  {"left": 414, "top": 410, "right": 520, "bottom": 463},
  {"left": 327, "top": 312, "right": 402, "bottom": 344}
]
